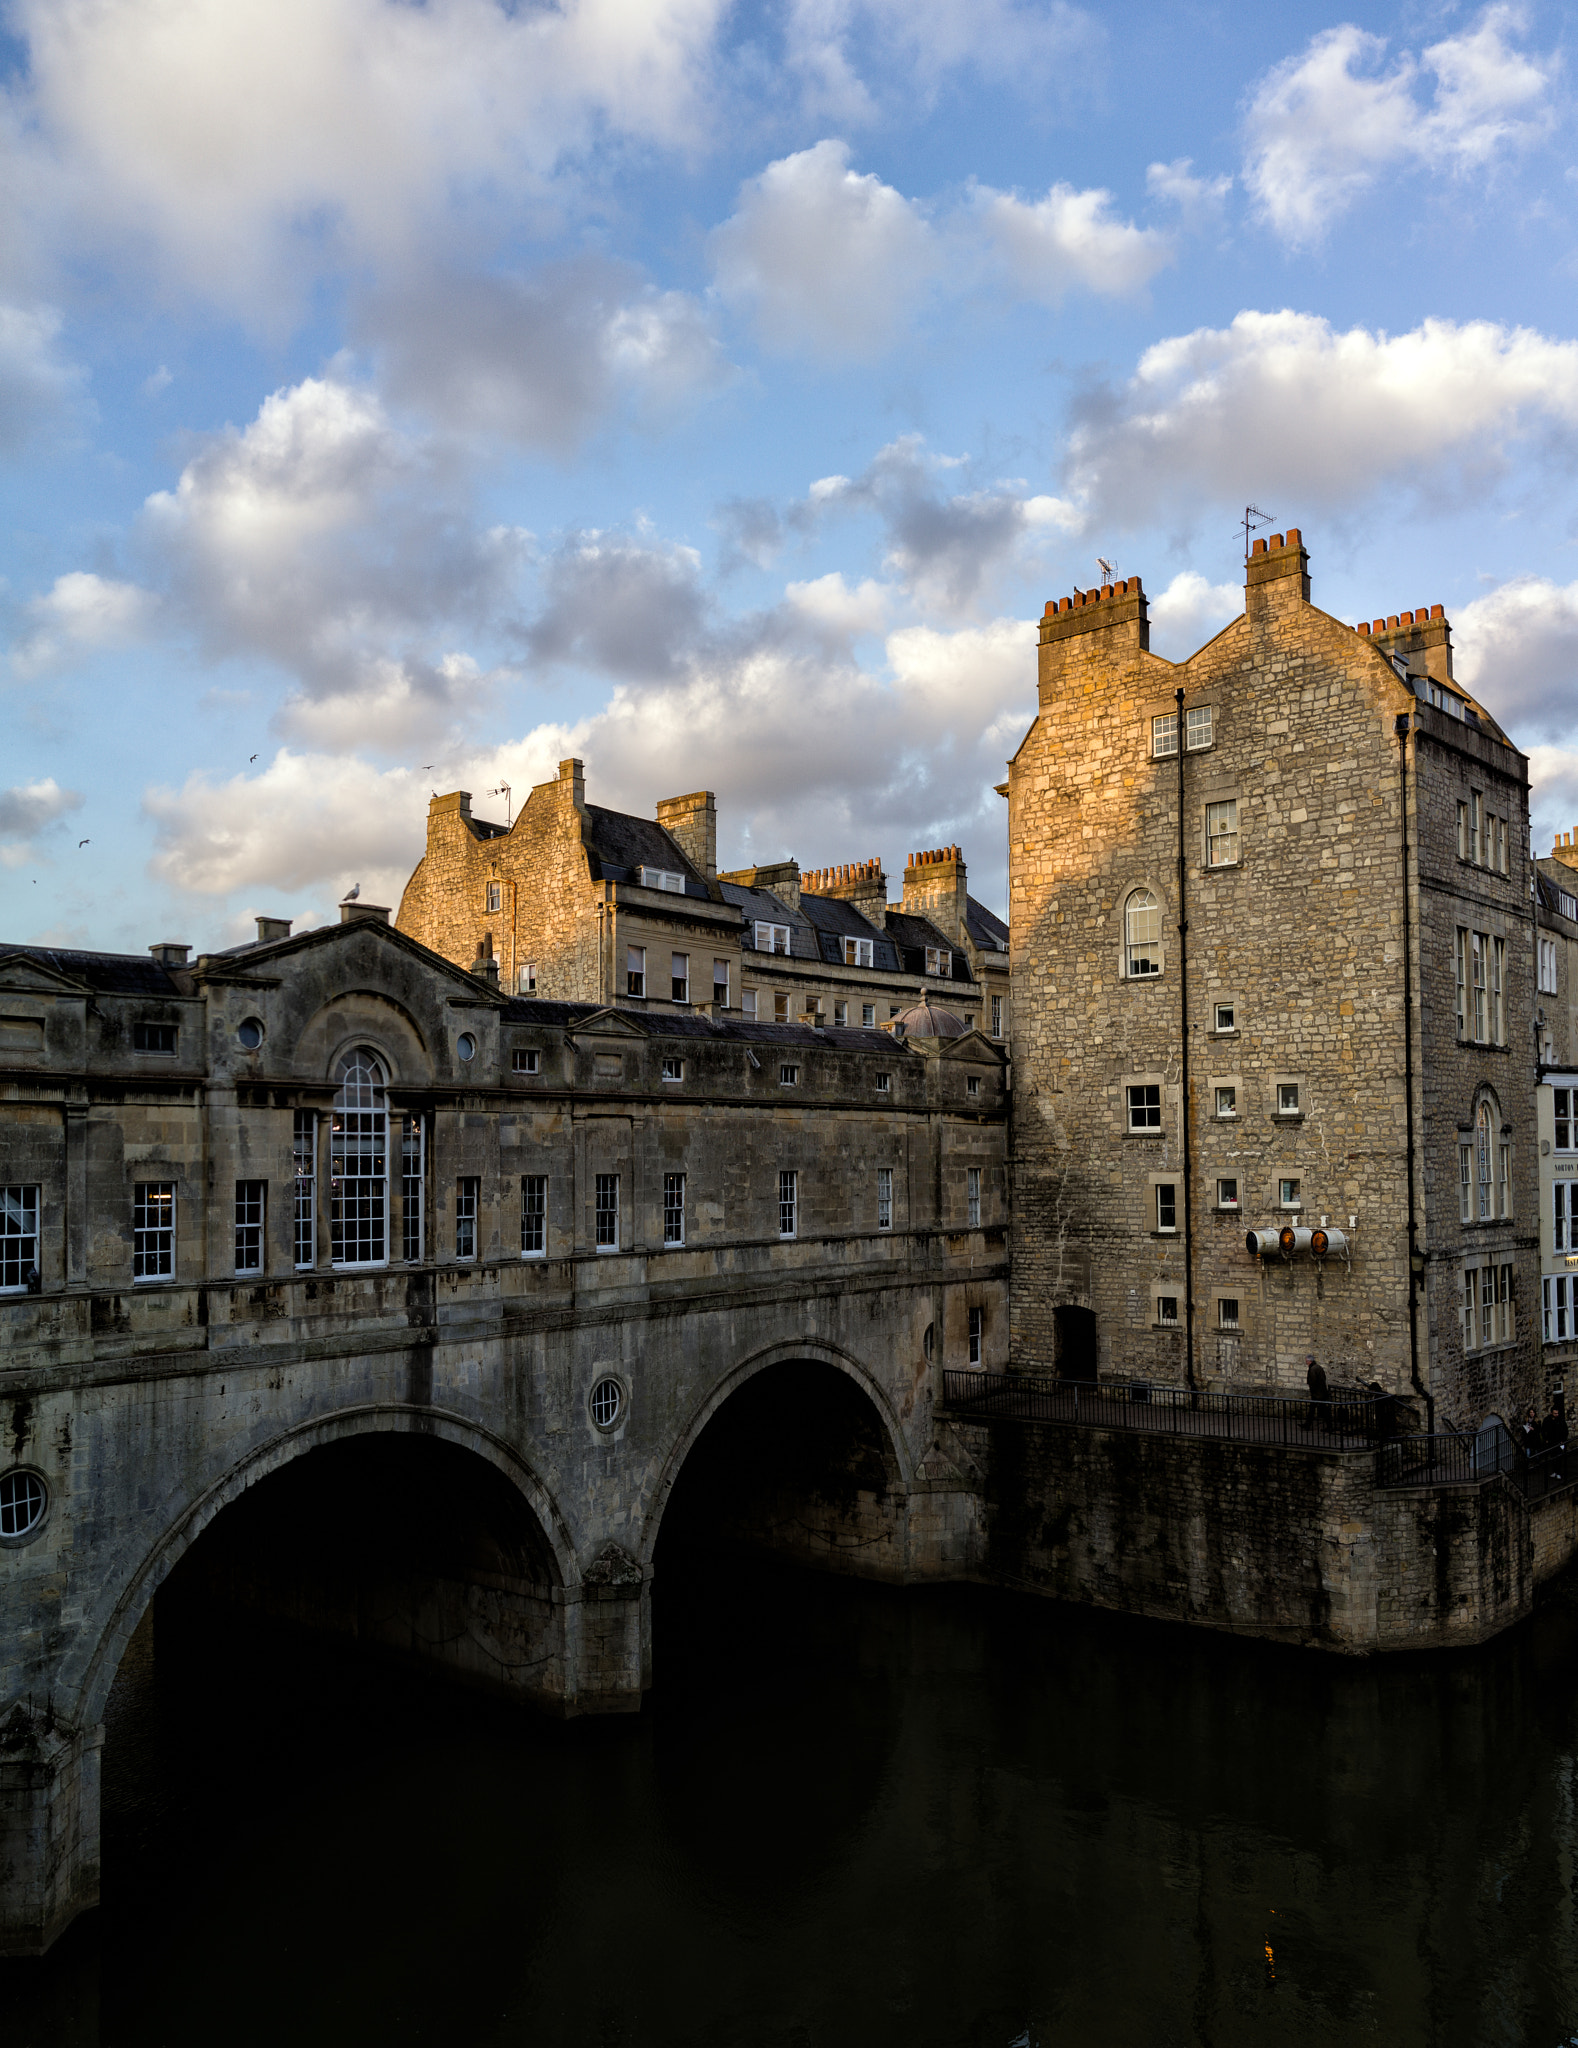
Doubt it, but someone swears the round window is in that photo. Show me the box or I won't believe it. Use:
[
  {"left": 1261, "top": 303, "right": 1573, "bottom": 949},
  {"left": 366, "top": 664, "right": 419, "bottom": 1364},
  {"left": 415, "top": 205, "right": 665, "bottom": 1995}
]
[
  {"left": 237, "top": 1017, "right": 264, "bottom": 1050},
  {"left": 0, "top": 1467, "right": 49, "bottom": 1542},
  {"left": 456, "top": 1032, "right": 477, "bottom": 1062},
  {"left": 589, "top": 1378, "right": 623, "bottom": 1430}
]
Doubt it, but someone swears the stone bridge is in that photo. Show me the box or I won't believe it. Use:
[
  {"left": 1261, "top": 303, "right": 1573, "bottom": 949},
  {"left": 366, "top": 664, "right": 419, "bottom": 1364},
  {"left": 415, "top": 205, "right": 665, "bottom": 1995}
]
[{"left": 0, "top": 913, "right": 1008, "bottom": 1953}]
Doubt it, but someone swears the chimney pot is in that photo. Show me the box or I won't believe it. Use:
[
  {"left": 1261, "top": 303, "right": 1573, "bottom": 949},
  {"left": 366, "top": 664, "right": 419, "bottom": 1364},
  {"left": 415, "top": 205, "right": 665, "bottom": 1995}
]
[
  {"left": 1400, "top": 610, "right": 1414, "bottom": 626},
  {"left": 1269, "top": 533, "right": 1284, "bottom": 549},
  {"left": 1387, "top": 616, "right": 1399, "bottom": 630},
  {"left": 1430, "top": 603, "right": 1444, "bottom": 619},
  {"left": 1357, "top": 621, "right": 1371, "bottom": 636},
  {"left": 1285, "top": 528, "right": 1301, "bottom": 546},
  {"left": 1373, "top": 620, "right": 1385, "bottom": 634},
  {"left": 1251, "top": 538, "right": 1267, "bottom": 556},
  {"left": 149, "top": 942, "right": 190, "bottom": 968}
]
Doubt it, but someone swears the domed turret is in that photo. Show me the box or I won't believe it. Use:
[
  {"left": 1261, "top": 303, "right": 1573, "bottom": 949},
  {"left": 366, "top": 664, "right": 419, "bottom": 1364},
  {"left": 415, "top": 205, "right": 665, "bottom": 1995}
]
[{"left": 887, "top": 998, "right": 967, "bottom": 1041}]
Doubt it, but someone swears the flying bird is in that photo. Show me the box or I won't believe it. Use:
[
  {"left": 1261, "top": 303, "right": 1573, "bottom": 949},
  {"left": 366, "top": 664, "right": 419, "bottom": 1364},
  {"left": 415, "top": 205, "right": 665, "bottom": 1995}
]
[
  {"left": 250, "top": 753, "right": 258, "bottom": 763},
  {"left": 78, "top": 838, "right": 89, "bottom": 847},
  {"left": 344, "top": 882, "right": 361, "bottom": 901}
]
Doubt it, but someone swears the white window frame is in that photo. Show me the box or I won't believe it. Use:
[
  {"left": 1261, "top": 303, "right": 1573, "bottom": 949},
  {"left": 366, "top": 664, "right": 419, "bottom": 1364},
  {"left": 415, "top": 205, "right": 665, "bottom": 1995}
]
[
  {"left": 877, "top": 1166, "right": 892, "bottom": 1231},
  {"left": 661, "top": 1055, "right": 684, "bottom": 1083},
  {"left": 780, "top": 1062, "right": 799, "bottom": 1086},
  {"left": 1279, "top": 1177, "right": 1301, "bottom": 1210},
  {"left": 1154, "top": 1181, "right": 1177, "bottom": 1233},
  {"left": 0, "top": 1185, "right": 40, "bottom": 1293},
  {"left": 990, "top": 995, "right": 1003, "bottom": 1039},
  {"left": 1540, "top": 937, "right": 1558, "bottom": 994},
  {"left": 1556, "top": 1088, "right": 1574, "bottom": 1152},
  {"left": 293, "top": 1111, "right": 316, "bottom": 1270},
  {"left": 968, "top": 1305, "right": 985, "bottom": 1362},
  {"left": 1205, "top": 798, "right": 1240, "bottom": 867},
  {"left": 671, "top": 952, "right": 689, "bottom": 1003},
  {"left": 519, "top": 961, "right": 536, "bottom": 994},
  {"left": 1218, "top": 1297, "right": 1240, "bottom": 1331},
  {"left": 640, "top": 867, "right": 685, "bottom": 893},
  {"left": 755, "top": 921, "right": 791, "bottom": 954},
  {"left": 512, "top": 1048, "right": 540, "bottom": 1075},
  {"left": 401, "top": 1115, "right": 424, "bottom": 1263},
  {"left": 521, "top": 1174, "right": 547, "bottom": 1259},
  {"left": 330, "top": 1049, "right": 389, "bottom": 1270},
  {"left": 1127, "top": 1083, "right": 1162, "bottom": 1132},
  {"left": 133, "top": 1181, "right": 175, "bottom": 1281},
  {"left": 875, "top": 1072, "right": 891, "bottom": 1094},
  {"left": 1215, "top": 1085, "right": 1237, "bottom": 1120},
  {"left": 626, "top": 945, "right": 646, "bottom": 999},
  {"left": 926, "top": 946, "right": 952, "bottom": 978},
  {"left": 663, "top": 1171, "right": 686, "bottom": 1247},
  {"left": 485, "top": 881, "right": 502, "bottom": 913},
  {"left": 1185, "top": 704, "right": 1213, "bottom": 751},
  {"left": 778, "top": 1169, "right": 798, "bottom": 1240},
  {"left": 595, "top": 1173, "right": 620, "bottom": 1253},
  {"left": 455, "top": 1176, "right": 479, "bottom": 1262},
  {"left": 968, "top": 1166, "right": 982, "bottom": 1228},
  {"left": 1216, "top": 1177, "right": 1239, "bottom": 1211},
  {"left": 1124, "top": 889, "right": 1161, "bottom": 978},
  {"left": 843, "top": 937, "right": 874, "bottom": 968},
  {"left": 862, "top": 1004, "right": 876, "bottom": 1028},
  {"left": 1544, "top": 1274, "right": 1571, "bottom": 1343},
  {"left": 833, "top": 1001, "right": 848, "bottom": 1027},
  {"left": 713, "top": 959, "right": 730, "bottom": 1007},
  {"left": 1151, "top": 712, "right": 1178, "bottom": 758},
  {"left": 742, "top": 989, "right": 758, "bottom": 1019}
]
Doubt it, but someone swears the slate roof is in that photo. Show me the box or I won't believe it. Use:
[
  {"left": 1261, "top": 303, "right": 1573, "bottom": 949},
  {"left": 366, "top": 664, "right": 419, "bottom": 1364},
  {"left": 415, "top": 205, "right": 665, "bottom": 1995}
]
[
  {"left": 718, "top": 882, "right": 823, "bottom": 963},
  {"left": 0, "top": 946, "right": 184, "bottom": 995},
  {"left": 584, "top": 806, "right": 711, "bottom": 897},
  {"left": 883, "top": 911, "right": 975, "bottom": 983},
  {"left": 798, "top": 891, "right": 904, "bottom": 971},
  {"left": 964, "top": 896, "right": 1010, "bottom": 952},
  {"left": 500, "top": 996, "right": 898, "bottom": 1049}
]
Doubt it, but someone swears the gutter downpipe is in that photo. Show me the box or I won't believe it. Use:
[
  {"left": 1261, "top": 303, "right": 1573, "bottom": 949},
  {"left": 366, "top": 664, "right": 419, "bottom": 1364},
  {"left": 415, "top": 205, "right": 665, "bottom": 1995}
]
[
  {"left": 1177, "top": 686, "right": 1196, "bottom": 1392},
  {"left": 1396, "top": 710, "right": 1433, "bottom": 1432}
]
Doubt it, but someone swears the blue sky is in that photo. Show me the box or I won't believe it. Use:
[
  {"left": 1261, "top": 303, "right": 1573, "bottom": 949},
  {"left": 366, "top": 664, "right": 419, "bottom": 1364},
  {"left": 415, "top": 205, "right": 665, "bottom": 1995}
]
[{"left": 2, "top": 0, "right": 1576, "bottom": 945}]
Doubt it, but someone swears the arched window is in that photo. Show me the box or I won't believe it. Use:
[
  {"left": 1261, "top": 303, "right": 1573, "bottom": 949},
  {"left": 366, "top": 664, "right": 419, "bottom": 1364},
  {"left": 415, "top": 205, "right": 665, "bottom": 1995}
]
[
  {"left": 1125, "top": 889, "right": 1161, "bottom": 977},
  {"left": 331, "top": 1048, "right": 388, "bottom": 1266},
  {"left": 1475, "top": 1101, "right": 1493, "bottom": 1221}
]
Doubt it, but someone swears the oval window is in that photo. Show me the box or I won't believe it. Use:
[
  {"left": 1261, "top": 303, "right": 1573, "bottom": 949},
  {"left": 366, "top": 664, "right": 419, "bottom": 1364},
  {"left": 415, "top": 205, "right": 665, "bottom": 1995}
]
[
  {"left": 0, "top": 1467, "right": 49, "bottom": 1542},
  {"left": 456, "top": 1033, "right": 477, "bottom": 1062},
  {"left": 589, "top": 1378, "right": 623, "bottom": 1430},
  {"left": 237, "top": 1017, "right": 264, "bottom": 1050}
]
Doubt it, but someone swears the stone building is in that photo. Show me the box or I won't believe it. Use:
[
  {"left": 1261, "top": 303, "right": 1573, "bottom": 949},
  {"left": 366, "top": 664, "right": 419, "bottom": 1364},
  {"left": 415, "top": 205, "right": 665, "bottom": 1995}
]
[
  {"left": 395, "top": 763, "right": 1009, "bottom": 1040},
  {"left": 0, "top": 902, "right": 1007, "bottom": 1950},
  {"left": 1005, "top": 529, "right": 1540, "bottom": 1432},
  {"left": 1536, "top": 837, "right": 1578, "bottom": 1375}
]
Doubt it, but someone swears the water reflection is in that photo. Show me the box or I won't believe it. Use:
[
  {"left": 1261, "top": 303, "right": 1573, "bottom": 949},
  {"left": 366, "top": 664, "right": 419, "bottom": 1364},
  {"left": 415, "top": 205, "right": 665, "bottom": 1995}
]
[{"left": 12, "top": 1559, "right": 1578, "bottom": 2047}]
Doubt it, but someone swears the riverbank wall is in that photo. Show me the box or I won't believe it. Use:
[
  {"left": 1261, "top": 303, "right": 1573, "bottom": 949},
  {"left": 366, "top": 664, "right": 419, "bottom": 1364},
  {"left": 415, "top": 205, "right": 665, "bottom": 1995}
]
[{"left": 948, "top": 1414, "right": 1578, "bottom": 1652}]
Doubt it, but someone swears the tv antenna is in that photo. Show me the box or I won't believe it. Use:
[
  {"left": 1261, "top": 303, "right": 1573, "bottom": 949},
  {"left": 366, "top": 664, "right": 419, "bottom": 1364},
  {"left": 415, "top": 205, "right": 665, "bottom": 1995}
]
[
  {"left": 1241, "top": 505, "right": 1274, "bottom": 560},
  {"left": 490, "top": 782, "right": 512, "bottom": 826},
  {"left": 1095, "top": 555, "right": 1117, "bottom": 585}
]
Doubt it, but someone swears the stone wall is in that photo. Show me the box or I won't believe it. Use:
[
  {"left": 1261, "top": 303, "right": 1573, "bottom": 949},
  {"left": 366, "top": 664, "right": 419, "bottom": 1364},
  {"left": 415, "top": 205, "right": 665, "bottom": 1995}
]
[
  {"left": 959, "top": 1414, "right": 1536, "bottom": 1652},
  {"left": 1004, "top": 531, "right": 1538, "bottom": 1429}
]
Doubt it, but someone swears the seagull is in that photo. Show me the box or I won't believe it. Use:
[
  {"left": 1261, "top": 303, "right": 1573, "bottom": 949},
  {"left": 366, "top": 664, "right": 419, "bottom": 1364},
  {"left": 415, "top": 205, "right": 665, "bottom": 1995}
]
[
  {"left": 250, "top": 753, "right": 258, "bottom": 763},
  {"left": 344, "top": 882, "right": 361, "bottom": 901},
  {"left": 78, "top": 838, "right": 89, "bottom": 847}
]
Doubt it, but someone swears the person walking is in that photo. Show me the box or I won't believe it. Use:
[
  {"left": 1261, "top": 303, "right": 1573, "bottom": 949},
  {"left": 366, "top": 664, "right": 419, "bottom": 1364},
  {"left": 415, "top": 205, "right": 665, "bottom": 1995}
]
[{"left": 1306, "top": 1355, "right": 1329, "bottom": 1432}]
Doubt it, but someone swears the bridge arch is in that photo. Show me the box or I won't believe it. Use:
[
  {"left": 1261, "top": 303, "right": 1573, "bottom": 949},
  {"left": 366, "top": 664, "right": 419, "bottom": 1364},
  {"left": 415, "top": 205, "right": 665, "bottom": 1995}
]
[
  {"left": 641, "top": 1339, "right": 917, "bottom": 1581},
  {"left": 73, "top": 1404, "right": 579, "bottom": 1731}
]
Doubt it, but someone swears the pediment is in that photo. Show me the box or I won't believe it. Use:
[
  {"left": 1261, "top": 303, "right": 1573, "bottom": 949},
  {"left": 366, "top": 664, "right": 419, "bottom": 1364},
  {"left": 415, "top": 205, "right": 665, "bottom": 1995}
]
[
  {"left": 0, "top": 953, "right": 89, "bottom": 997},
  {"left": 574, "top": 1007, "right": 651, "bottom": 1041},
  {"left": 225, "top": 916, "right": 506, "bottom": 1007},
  {"left": 936, "top": 1028, "right": 1009, "bottom": 1064}
]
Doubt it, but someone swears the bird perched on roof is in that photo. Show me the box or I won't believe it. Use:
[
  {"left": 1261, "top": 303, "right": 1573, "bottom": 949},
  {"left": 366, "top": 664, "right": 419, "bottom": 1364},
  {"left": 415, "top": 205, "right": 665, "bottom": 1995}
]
[{"left": 344, "top": 882, "right": 361, "bottom": 901}]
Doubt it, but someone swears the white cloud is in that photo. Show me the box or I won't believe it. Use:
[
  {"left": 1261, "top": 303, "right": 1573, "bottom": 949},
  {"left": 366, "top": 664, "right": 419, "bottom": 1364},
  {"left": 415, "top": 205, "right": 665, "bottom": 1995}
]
[
  {"left": 357, "top": 260, "right": 728, "bottom": 450},
  {"left": 802, "top": 436, "right": 1077, "bottom": 612},
  {"left": 1145, "top": 158, "right": 1232, "bottom": 228},
  {"left": 141, "top": 603, "right": 1036, "bottom": 913},
  {"left": 1243, "top": 7, "right": 1558, "bottom": 246},
  {"left": 710, "top": 143, "right": 1166, "bottom": 359},
  {"left": 784, "top": 572, "right": 889, "bottom": 641},
  {"left": 778, "top": 0, "right": 1097, "bottom": 123},
  {"left": 144, "top": 748, "right": 426, "bottom": 906},
  {"left": 6, "top": 0, "right": 728, "bottom": 318},
  {"left": 1147, "top": 572, "right": 1242, "bottom": 659},
  {"left": 1453, "top": 576, "right": 1578, "bottom": 741},
  {"left": 0, "top": 304, "right": 87, "bottom": 455},
  {"left": 709, "top": 140, "right": 939, "bottom": 361},
  {"left": 11, "top": 571, "right": 157, "bottom": 676},
  {"left": 1529, "top": 746, "right": 1578, "bottom": 858},
  {"left": 974, "top": 182, "right": 1171, "bottom": 303},
  {"left": 0, "top": 777, "right": 84, "bottom": 863},
  {"left": 135, "top": 375, "right": 530, "bottom": 737},
  {"left": 1064, "top": 310, "right": 1578, "bottom": 532}
]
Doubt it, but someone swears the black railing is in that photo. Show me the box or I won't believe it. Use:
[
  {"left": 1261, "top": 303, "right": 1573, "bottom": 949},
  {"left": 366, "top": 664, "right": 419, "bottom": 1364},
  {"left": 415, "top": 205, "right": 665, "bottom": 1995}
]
[
  {"left": 941, "top": 1369, "right": 1390, "bottom": 1449},
  {"left": 1376, "top": 1433, "right": 1573, "bottom": 1498}
]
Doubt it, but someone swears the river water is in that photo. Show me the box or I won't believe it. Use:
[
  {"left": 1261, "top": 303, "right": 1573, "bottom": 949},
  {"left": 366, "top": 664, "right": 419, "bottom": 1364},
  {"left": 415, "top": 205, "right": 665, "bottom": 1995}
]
[{"left": 13, "top": 1560, "right": 1578, "bottom": 2048}]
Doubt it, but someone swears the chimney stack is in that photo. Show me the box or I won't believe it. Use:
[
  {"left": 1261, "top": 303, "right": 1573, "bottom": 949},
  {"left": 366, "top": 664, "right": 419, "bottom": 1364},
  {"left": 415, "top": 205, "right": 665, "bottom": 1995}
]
[
  {"left": 655, "top": 790, "right": 717, "bottom": 878},
  {"left": 255, "top": 915, "right": 293, "bottom": 944},
  {"left": 801, "top": 856, "right": 888, "bottom": 921}
]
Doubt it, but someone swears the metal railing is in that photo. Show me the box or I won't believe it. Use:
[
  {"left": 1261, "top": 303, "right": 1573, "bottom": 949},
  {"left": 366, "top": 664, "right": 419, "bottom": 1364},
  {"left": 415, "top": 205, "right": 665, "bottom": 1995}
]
[
  {"left": 1376, "top": 1432, "right": 1573, "bottom": 1499},
  {"left": 941, "top": 1369, "right": 1391, "bottom": 1449}
]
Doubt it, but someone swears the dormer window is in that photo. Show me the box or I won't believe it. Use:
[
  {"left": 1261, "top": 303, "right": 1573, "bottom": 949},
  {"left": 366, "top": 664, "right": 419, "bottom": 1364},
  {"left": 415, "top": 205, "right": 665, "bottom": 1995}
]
[
  {"left": 843, "top": 937, "right": 874, "bottom": 967},
  {"left": 925, "top": 946, "right": 951, "bottom": 977},
  {"left": 756, "top": 921, "right": 792, "bottom": 954},
  {"left": 640, "top": 867, "right": 685, "bottom": 893}
]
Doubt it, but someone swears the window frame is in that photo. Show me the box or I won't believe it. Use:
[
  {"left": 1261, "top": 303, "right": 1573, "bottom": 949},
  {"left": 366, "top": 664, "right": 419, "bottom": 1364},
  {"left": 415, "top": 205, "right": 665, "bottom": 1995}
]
[
  {"left": 1123, "top": 888, "right": 1162, "bottom": 979},
  {"left": 293, "top": 1110, "right": 316, "bottom": 1270},
  {"left": 512, "top": 1047, "right": 541, "bottom": 1075},
  {"left": 1153, "top": 1180, "right": 1177, "bottom": 1234},
  {"left": 755, "top": 920, "right": 791, "bottom": 955},
  {"left": 780, "top": 1062, "right": 799, "bottom": 1087},
  {"left": 484, "top": 880, "right": 502, "bottom": 914},
  {"left": 329, "top": 1048, "right": 389, "bottom": 1270},
  {"left": 1216, "top": 1176, "right": 1239, "bottom": 1211},
  {"left": 455, "top": 1176, "right": 480, "bottom": 1263},
  {"left": 663, "top": 1171, "right": 686, "bottom": 1248},
  {"left": 1205, "top": 797, "right": 1240, "bottom": 868},
  {"left": 595, "top": 1173, "right": 620, "bottom": 1253},
  {"left": 1151, "top": 712, "right": 1178, "bottom": 759},
  {"left": 862, "top": 1003, "right": 876, "bottom": 1029},
  {"left": 968, "top": 1165, "right": 982, "bottom": 1228},
  {"left": 661, "top": 1055, "right": 684, "bottom": 1083},
  {"left": 626, "top": 945, "right": 646, "bottom": 999},
  {"left": 877, "top": 1166, "right": 893, "bottom": 1231},
  {"left": 133, "top": 1181, "right": 176, "bottom": 1282},
  {"left": 968, "top": 1304, "right": 985, "bottom": 1363},
  {"left": 843, "top": 936, "right": 874, "bottom": 968},
  {"left": 0, "top": 1185, "right": 40, "bottom": 1294},
  {"left": 778, "top": 1169, "right": 798, "bottom": 1241},
  {"left": 713, "top": 959, "right": 730, "bottom": 1007},
  {"left": 521, "top": 1174, "right": 547, "bottom": 1259},
  {"left": 1126, "top": 1083, "right": 1162, "bottom": 1133},
  {"left": 670, "top": 951, "right": 690, "bottom": 1003}
]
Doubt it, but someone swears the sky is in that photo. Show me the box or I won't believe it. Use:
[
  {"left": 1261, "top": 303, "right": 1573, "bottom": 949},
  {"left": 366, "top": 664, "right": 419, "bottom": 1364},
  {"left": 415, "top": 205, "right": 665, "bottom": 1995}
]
[{"left": 2, "top": 0, "right": 1577, "bottom": 948}]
